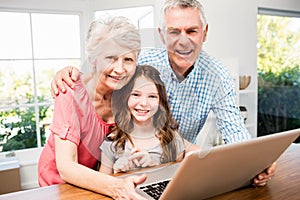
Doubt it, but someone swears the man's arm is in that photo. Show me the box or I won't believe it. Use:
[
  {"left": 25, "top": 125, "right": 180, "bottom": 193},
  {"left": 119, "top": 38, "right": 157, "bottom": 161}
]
[
  {"left": 51, "top": 66, "right": 80, "bottom": 97},
  {"left": 213, "top": 77, "right": 275, "bottom": 186},
  {"left": 213, "top": 78, "right": 251, "bottom": 143}
]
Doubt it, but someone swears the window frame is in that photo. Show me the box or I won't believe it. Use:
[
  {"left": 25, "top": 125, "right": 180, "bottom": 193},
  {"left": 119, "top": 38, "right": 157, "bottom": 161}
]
[
  {"left": 0, "top": 8, "right": 83, "bottom": 155},
  {"left": 257, "top": 7, "right": 300, "bottom": 139}
]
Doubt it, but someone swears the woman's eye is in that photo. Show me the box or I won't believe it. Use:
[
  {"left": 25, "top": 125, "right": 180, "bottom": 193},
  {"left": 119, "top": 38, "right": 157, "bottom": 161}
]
[
  {"left": 124, "top": 57, "right": 134, "bottom": 62},
  {"left": 106, "top": 56, "right": 116, "bottom": 60}
]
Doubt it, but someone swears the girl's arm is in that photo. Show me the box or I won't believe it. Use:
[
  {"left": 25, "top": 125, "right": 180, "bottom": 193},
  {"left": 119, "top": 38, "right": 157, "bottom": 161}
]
[
  {"left": 54, "top": 135, "right": 147, "bottom": 199},
  {"left": 99, "top": 153, "right": 114, "bottom": 174},
  {"left": 184, "top": 140, "right": 201, "bottom": 153}
]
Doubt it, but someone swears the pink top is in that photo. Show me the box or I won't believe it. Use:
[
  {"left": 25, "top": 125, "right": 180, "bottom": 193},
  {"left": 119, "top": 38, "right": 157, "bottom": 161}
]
[{"left": 38, "top": 78, "right": 114, "bottom": 186}]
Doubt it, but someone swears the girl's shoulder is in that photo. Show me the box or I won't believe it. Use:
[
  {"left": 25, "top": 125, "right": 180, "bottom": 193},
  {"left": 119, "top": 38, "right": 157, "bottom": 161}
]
[
  {"left": 173, "top": 130, "right": 183, "bottom": 139},
  {"left": 103, "top": 131, "right": 123, "bottom": 148}
]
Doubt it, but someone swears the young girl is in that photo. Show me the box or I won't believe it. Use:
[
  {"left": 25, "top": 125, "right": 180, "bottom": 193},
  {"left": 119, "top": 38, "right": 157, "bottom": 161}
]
[{"left": 99, "top": 65, "right": 199, "bottom": 174}]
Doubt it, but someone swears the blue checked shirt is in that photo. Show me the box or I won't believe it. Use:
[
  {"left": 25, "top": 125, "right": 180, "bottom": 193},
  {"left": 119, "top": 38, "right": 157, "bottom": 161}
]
[{"left": 138, "top": 48, "right": 251, "bottom": 144}]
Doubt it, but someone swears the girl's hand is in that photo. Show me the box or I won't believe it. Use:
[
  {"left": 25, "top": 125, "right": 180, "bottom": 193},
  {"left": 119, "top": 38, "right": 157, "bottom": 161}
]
[
  {"left": 113, "top": 156, "right": 135, "bottom": 173},
  {"left": 129, "top": 151, "right": 160, "bottom": 168}
]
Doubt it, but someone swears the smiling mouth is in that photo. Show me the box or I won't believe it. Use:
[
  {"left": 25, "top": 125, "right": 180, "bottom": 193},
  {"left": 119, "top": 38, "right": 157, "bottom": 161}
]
[
  {"left": 175, "top": 50, "right": 193, "bottom": 56},
  {"left": 108, "top": 75, "right": 125, "bottom": 81},
  {"left": 135, "top": 109, "right": 150, "bottom": 114}
]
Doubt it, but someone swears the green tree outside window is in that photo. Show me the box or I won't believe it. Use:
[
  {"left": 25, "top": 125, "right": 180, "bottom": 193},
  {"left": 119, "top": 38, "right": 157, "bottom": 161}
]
[{"left": 257, "top": 14, "right": 300, "bottom": 142}]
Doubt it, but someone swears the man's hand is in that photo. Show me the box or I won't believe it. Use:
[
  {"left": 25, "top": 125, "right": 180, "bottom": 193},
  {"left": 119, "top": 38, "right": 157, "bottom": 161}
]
[
  {"left": 253, "top": 162, "right": 276, "bottom": 186},
  {"left": 51, "top": 66, "right": 80, "bottom": 97}
]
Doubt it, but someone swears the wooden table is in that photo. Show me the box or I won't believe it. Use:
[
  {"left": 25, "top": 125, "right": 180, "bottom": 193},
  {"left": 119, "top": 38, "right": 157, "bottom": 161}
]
[{"left": 1, "top": 144, "right": 299, "bottom": 200}]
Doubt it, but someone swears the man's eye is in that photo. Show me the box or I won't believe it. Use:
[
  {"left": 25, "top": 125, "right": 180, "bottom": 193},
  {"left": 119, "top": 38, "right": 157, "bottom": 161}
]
[
  {"left": 187, "top": 30, "right": 197, "bottom": 34},
  {"left": 168, "top": 30, "right": 179, "bottom": 35}
]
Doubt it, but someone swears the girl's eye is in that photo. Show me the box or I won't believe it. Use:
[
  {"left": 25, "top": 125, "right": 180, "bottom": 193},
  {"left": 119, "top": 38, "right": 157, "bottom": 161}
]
[
  {"left": 130, "top": 92, "right": 139, "bottom": 97},
  {"left": 149, "top": 94, "right": 158, "bottom": 99}
]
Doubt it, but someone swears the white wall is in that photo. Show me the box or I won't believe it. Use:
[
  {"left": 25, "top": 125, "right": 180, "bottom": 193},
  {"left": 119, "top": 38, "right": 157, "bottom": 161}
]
[{"left": 0, "top": 0, "right": 299, "bottom": 191}]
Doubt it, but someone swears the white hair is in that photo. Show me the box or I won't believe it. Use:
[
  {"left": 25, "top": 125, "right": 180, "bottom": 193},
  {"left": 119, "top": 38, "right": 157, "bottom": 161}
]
[
  {"left": 85, "top": 16, "right": 141, "bottom": 62},
  {"left": 160, "top": 0, "right": 207, "bottom": 30}
]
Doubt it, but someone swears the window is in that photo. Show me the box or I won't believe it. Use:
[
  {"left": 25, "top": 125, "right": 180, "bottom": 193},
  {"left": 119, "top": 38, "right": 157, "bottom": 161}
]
[
  {"left": 257, "top": 8, "right": 300, "bottom": 142},
  {"left": 95, "top": 6, "right": 156, "bottom": 48},
  {"left": 0, "top": 11, "right": 81, "bottom": 152},
  {"left": 95, "top": 6, "right": 154, "bottom": 29}
]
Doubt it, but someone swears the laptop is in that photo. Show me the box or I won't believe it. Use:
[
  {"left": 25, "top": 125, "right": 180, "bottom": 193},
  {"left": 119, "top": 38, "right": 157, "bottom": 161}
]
[{"left": 119, "top": 129, "right": 300, "bottom": 200}]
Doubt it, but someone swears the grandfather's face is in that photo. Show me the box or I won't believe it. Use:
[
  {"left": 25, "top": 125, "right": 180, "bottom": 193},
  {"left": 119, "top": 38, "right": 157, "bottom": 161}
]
[{"left": 159, "top": 7, "right": 208, "bottom": 76}]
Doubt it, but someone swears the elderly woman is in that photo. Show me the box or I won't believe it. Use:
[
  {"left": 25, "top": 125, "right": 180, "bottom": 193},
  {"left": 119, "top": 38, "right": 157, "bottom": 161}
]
[{"left": 38, "top": 16, "right": 147, "bottom": 200}]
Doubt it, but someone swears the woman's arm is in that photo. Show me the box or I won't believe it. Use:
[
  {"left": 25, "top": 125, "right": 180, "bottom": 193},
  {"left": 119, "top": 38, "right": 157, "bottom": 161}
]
[{"left": 54, "top": 135, "right": 147, "bottom": 199}]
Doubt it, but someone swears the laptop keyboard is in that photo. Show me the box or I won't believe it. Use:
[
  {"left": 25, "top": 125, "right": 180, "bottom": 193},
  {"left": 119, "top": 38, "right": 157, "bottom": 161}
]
[{"left": 139, "top": 180, "right": 170, "bottom": 200}]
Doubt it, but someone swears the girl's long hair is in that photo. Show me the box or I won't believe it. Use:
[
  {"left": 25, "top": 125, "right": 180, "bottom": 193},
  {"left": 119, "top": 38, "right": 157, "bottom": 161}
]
[{"left": 110, "top": 65, "right": 179, "bottom": 163}]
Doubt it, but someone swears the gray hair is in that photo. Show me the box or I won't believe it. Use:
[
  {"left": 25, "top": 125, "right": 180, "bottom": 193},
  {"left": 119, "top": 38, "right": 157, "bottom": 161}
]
[
  {"left": 160, "top": 0, "right": 207, "bottom": 30},
  {"left": 86, "top": 16, "right": 141, "bottom": 62}
]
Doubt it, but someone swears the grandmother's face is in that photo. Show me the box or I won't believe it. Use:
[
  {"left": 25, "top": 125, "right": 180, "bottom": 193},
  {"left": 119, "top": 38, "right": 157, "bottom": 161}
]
[{"left": 94, "top": 40, "right": 138, "bottom": 90}]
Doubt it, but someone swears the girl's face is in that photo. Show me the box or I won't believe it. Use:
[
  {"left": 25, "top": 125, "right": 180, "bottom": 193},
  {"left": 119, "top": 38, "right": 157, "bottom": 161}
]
[
  {"left": 94, "top": 40, "right": 138, "bottom": 90},
  {"left": 128, "top": 76, "right": 160, "bottom": 126}
]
